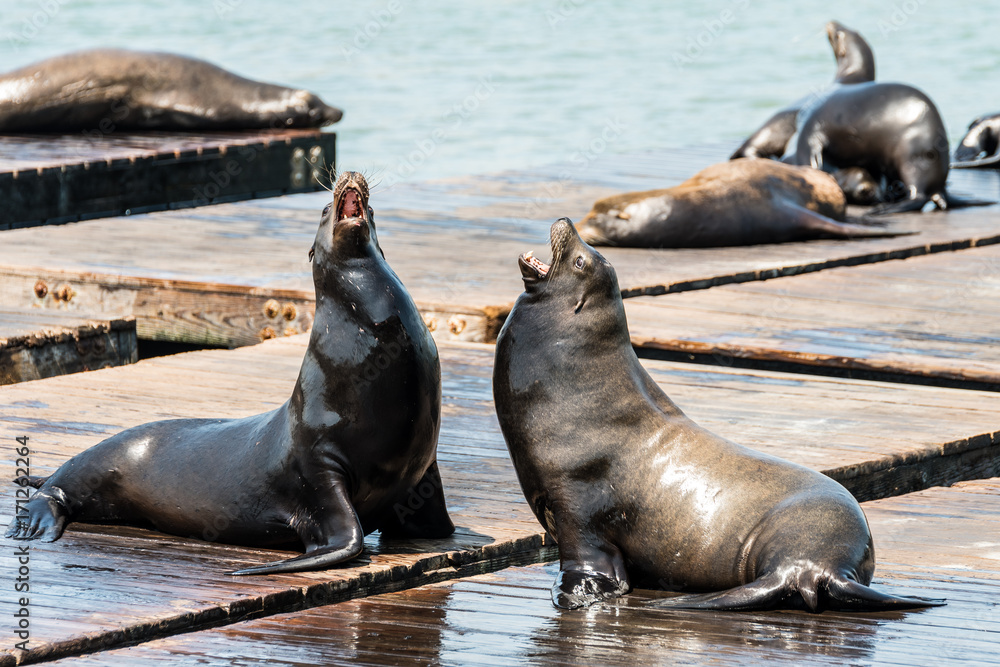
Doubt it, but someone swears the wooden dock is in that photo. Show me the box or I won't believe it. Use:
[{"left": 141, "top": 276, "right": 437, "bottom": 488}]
[
  {"left": 45, "top": 478, "right": 999, "bottom": 666},
  {"left": 0, "top": 130, "right": 335, "bottom": 230},
  {"left": 2, "top": 145, "right": 1000, "bottom": 665},
  {"left": 1, "top": 338, "right": 999, "bottom": 663},
  {"left": 0, "top": 146, "right": 997, "bottom": 347},
  {"left": 0, "top": 308, "right": 135, "bottom": 384},
  {"left": 626, "top": 241, "right": 1000, "bottom": 389}
]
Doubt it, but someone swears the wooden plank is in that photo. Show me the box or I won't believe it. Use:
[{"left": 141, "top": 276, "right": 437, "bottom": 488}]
[
  {"left": 0, "top": 146, "right": 997, "bottom": 345},
  {"left": 41, "top": 479, "right": 1000, "bottom": 666},
  {"left": 0, "top": 308, "right": 136, "bottom": 384},
  {"left": 0, "top": 130, "right": 336, "bottom": 230},
  {"left": 0, "top": 339, "right": 999, "bottom": 663},
  {"left": 626, "top": 242, "right": 1000, "bottom": 388}
]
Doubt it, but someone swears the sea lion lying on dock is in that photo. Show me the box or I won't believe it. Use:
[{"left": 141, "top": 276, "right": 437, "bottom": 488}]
[
  {"left": 575, "top": 159, "right": 900, "bottom": 247},
  {"left": 6, "top": 172, "right": 454, "bottom": 575},
  {"left": 731, "top": 20, "right": 875, "bottom": 160},
  {"left": 493, "top": 217, "right": 944, "bottom": 612},
  {"left": 0, "top": 49, "right": 342, "bottom": 132},
  {"left": 952, "top": 112, "right": 1000, "bottom": 168}
]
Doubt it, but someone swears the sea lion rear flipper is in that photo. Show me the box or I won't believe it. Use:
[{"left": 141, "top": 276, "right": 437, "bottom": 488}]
[
  {"left": 826, "top": 576, "right": 946, "bottom": 610},
  {"left": 378, "top": 462, "right": 455, "bottom": 539},
  {"left": 228, "top": 481, "right": 364, "bottom": 576},
  {"left": 782, "top": 202, "right": 912, "bottom": 239},
  {"left": 646, "top": 572, "right": 788, "bottom": 611}
]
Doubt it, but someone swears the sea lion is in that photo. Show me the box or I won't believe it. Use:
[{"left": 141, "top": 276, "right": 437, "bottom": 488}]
[
  {"left": 492, "top": 217, "right": 944, "bottom": 612},
  {"left": 731, "top": 21, "right": 875, "bottom": 160},
  {"left": 785, "top": 82, "right": 987, "bottom": 214},
  {"left": 0, "top": 49, "right": 342, "bottom": 132},
  {"left": 574, "top": 159, "right": 900, "bottom": 248},
  {"left": 5, "top": 171, "right": 454, "bottom": 575},
  {"left": 834, "top": 166, "right": 884, "bottom": 205},
  {"left": 952, "top": 112, "right": 1000, "bottom": 168}
]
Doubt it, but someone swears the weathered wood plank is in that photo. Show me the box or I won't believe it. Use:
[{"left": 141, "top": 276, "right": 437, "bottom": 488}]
[
  {"left": 0, "top": 146, "right": 997, "bottom": 345},
  {"left": 0, "top": 339, "right": 999, "bottom": 663},
  {"left": 0, "top": 130, "right": 335, "bottom": 230},
  {"left": 45, "top": 479, "right": 1000, "bottom": 666},
  {"left": 0, "top": 309, "right": 136, "bottom": 384},
  {"left": 626, "top": 242, "right": 1000, "bottom": 388}
]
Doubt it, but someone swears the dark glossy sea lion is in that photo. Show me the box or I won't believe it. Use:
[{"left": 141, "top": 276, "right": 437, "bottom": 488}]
[
  {"left": 5, "top": 172, "right": 453, "bottom": 575},
  {"left": 574, "top": 159, "right": 901, "bottom": 247},
  {"left": 731, "top": 21, "right": 874, "bottom": 160},
  {"left": 493, "top": 217, "right": 944, "bottom": 612},
  {"left": 952, "top": 112, "right": 1000, "bottom": 168},
  {"left": 786, "top": 82, "right": 991, "bottom": 214},
  {"left": 0, "top": 49, "right": 343, "bottom": 132}
]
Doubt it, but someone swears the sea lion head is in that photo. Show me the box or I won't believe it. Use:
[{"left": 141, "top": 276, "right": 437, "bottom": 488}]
[
  {"left": 282, "top": 89, "right": 344, "bottom": 127},
  {"left": 954, "top": 116, "right": 1000, "bottom": 163},
  {"left": 309, "top": 171, "right": 382, "bottom": 265},
  {"left": 513, "top": 218, "right": 627, "bottom": 339},
  {"left": 834, "top": 166, "right": 883, "bottom": 205},
  {"left": 826, "top": 20, "right": 875, "bottom": 84}
]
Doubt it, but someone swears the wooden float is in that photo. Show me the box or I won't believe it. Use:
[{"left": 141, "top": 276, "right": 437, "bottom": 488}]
[
  {"left": 1, "top": 339, "right": 999, "bottom": 663},
  {"left": 0, "top": 130, "right": 336, "bottom": 230},
  {"left": 0, "top": 147, "right": 996, "bottom": 347},
  {"left": 626, "top": 242, "right": 1000, "bottom": 389},
  {"left": 0, "top": 308, "right": 136, "bottom": 384},
  {"left": 44, "top": 478, "right": 999, "bottom": 666}
]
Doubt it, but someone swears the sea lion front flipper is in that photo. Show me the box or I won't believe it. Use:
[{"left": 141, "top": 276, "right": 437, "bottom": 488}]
[
  {"left": 551, "top": 537, "right": 630, "bottom": 609},
  {"left": 228, "top": 480, "right": 364, "bottom": 576},
  {"left": 378, "top": 462, "right": 455, "bottom": 539},
  {"left": 5, "top": 489, "right": 70, "bottom": 542}
]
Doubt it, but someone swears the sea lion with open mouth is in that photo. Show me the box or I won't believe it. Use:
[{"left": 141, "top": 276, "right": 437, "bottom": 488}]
[
  {"left": 492, "top": 217, "right": 944, "bottom": 611},
  {"left": 6, "top": 171, "right": 453, "bottom": 576}
]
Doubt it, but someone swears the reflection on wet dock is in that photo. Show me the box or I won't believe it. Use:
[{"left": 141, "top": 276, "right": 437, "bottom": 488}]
[{"left": 44, "top": 480, "right": 1000, "bottom": 666}]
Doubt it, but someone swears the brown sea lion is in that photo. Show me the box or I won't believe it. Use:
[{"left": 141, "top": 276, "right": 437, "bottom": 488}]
[
  {"left": 0, "top": 49, "right": 342, "bottom": 132},
  {"left": 575, "top": 159, "right": 901, "bottom": 247}
]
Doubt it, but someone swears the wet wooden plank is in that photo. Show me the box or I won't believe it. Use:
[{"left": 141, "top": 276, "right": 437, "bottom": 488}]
[
  {"left": 0, "top": 130, "right": 335, "bottom": 230},
  {"left": 626, "top": 242, "right": 1000, "bottom": 388},
  {"left": 0, "top": 308, "right": 136, "bottom": 384},
  {"left": 46, "top": 479, "right": 1000, "bottom": 667},
  {"left": 0, "top": 339, "right": 999, "bottom": 663},
  {"left": 0, "top": 146, "right": 996, "bottom": 345}
]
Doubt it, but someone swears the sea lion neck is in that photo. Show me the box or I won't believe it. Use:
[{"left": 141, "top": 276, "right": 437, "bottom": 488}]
[{"left": 828, "top": 21, "right": 875, "bottom": 84}]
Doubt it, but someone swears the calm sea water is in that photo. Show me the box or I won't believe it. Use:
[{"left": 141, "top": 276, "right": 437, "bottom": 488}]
[{"left": 2, "top": 0, "right": 998, "bottom": 184}]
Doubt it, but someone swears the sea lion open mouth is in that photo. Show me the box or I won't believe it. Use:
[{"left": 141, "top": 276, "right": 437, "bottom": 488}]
[
  {"left": 517, "top": 217, "right": 577, "bottom": 284},
  {"left": 337, "top": 188, "right": 364, "bottom": 221},
  {"left": 518, "top": 251, "right": 550, "bottom": 283}
]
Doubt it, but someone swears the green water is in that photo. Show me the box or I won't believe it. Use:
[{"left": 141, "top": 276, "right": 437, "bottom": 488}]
[{"left": 2, "top": 0, "right": 998, "bottom": 183}]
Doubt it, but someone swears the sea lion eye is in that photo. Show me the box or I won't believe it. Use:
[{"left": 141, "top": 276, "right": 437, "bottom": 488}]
[
  {"left": 322, "top": 203, "right": 332, "bottom": 217},
  {"left": 574, "top": 256, "right": 586, "bottom": 270}
]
